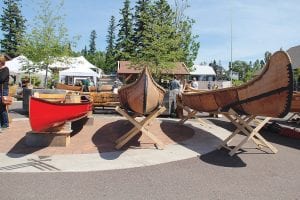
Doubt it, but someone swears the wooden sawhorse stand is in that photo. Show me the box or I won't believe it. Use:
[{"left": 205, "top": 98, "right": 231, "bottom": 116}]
[
  {"left": 115, "top": 106, "right": 166, "bottom": 150},
  {"left": 286, "top": 112, "right": 300, "bottom": 124},
  {"left": 219, "top": 109, "right": 278, "bottom": 156},
  {"left": 177, "top": 103, "right": 208, "bottom": 126}
]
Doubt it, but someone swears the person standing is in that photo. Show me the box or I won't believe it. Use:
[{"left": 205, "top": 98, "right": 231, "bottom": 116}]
[
  {"left": 0, "top": 55, "right": 10, "bottom": 132},
  {"left": 169, "top": 76, "right": 181, "bottom": 115},
  {"left": 191, "top": 77, "right": 199, "bottom": 89},
  {"left": 207, "top": 81, "right": 212, "bottom": 90}
]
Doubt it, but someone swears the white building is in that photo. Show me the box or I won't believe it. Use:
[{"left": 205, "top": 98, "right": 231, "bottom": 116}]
[{"left": 190, "top": 65, "right": 216, "bottom": 81}]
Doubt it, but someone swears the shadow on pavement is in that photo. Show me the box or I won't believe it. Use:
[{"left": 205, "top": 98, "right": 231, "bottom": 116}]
[
  {"left": 160, "top": 120, "right": 194, "bottom": 143},
  {"left": 92, "top": 119, "right": 195, "bottom": 160},
  {"left": 199, "top": 148, "right": 247, "bottom": 167},
  {"left": 207, "top": 119, "right": 236, "bottom": 132},
  {"left": 0, "top": 156, "right": 60, "bottom": 172},
  {"left": 92, "top": 119, "right": 137, "bottom": 160},
  {"left": 6, "top": 119, "right": 86, "bottom": 158}
]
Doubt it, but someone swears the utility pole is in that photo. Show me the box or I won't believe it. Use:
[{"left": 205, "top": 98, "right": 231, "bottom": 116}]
[{"left": 230, "top": 1, "right": 233, "bottom": 84}]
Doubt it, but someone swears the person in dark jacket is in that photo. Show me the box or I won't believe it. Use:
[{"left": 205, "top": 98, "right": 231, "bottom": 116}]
[{"left": 0, "top": 55, "right": 10, "bottom": 132}]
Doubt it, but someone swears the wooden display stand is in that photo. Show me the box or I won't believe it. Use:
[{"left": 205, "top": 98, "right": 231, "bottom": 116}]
[
  {"left": 219, "top": 109, "right": 278, "bottom": 156},
  {"left": 177, "top": 102, "right": 208, "bottom": 126},
  {"left": 115, "top": 106, "right": 166, "bottom": 150},
  {"left": 286, "top": 112, "right": 300, "bottom": 123},
  {"left": 25, "top": 122, "right": 72, "bottom": 147}
]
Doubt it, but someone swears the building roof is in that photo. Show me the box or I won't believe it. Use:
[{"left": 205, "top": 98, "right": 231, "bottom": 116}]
[
  {"left": 190, "top": 65, "right": 216, "bottom": 75},
  {"left": 287, "top": 45, "right": 300, "bottom": 69},
  {"left": 117, "top": 61, "right": 190, "bottom": 75}
]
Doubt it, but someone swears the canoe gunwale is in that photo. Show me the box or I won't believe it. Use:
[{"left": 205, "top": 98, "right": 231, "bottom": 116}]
[
  {"left": 30, "top": 96, "right": 91, "bottom": 106},
  {"left": 118, "top": 67, "right": 166, "bottom": 94}
]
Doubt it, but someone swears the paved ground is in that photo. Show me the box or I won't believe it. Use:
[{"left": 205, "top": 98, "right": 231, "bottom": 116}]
[{"left": 0, "top": 101, "right": 300, "bottom": 199}]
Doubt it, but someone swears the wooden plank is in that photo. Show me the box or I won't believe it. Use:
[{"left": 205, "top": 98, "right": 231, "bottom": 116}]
[{"left": 34, "top": 93, "right": 66, "bottom": 99}]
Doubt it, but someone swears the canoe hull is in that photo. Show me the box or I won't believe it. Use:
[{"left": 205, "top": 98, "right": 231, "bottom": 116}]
[
  {"left": 182, "top": 51, "right": 293, "bottom": 118},
  {"left": 29, "top": 97, "right": 92, "bottom": 132},
  {"left": 118, "top": 67, "right": 166, "bottom": 115}
]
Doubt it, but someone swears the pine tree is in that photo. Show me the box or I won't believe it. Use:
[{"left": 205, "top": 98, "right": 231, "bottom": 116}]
[
  {"left": 81, "top": 46, "right": 88, "bottom": 56},
  {"left": 89, "top": 30, "right": 97, "bottom": 55},
  {"left": 137, "top": 0, "right": 183, "bottom": 75},
  {"left": 105, "top": 16, "right": 117, "bottom": 73},
  {"left": 0, "top": 0, "right": 26, "bottom": 58},
  {"left": 116, "top": 0, "right": 134, "bottom": 60},
  {"left": 132, "top": 0, "right": 151, "bottom": 58}
]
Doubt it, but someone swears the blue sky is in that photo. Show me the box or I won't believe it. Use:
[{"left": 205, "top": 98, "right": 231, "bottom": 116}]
[{"left": 1, "top": 0, "right": 300, "bottom": 68}]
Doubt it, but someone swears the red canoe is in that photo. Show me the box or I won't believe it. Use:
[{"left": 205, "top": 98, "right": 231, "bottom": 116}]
[{"left": 29, "top": 97, "right": 92, "bottom": 132}]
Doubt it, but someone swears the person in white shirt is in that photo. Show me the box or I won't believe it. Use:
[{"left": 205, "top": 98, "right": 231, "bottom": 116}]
[
  {"left": 191, "top": 77, "right": 198, "bottom": 89},
  {"left": 169, "top": 76, "right": 181, "bottom": 115}
]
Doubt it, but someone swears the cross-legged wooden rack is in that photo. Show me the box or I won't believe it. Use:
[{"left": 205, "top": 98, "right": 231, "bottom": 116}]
[
  {"left": 219, "top": 109, "right": 278, "bottom": 156},
  {"left": 286, "top": 112, "right": 300, "bottom": 124},
  {"left": 177, "top": 102, "right": 208, "bottom": 127},
  {"left": 115, "top": 106, "right": 166, "bottom": 150}
]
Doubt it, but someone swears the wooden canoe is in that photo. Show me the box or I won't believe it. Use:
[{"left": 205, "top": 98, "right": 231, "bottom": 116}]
[
  {"left": 291, "top": 92, "right": 300, "bottom": 112},
  {"left": 29, "top": 97, "right": 92, "bottom": 132},
  {"left": 182, "top": 51, "right": 293, "bottom": 118},
  {"left": 118, "top": 67, "right": 166, "bottom": 115},
  {"left": 56, "top": 83, "right": 83, "bottom": 92}
]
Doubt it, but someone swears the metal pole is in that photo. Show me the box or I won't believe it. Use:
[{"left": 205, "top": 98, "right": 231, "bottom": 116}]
[{"left": 230, "top": 1, "right": 233, "bottom": 84}]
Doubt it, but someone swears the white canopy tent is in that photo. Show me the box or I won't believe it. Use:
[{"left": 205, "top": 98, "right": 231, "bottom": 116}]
[
  {"left": 59, "top": 67, "right": 99, "bottom": 85},
  {"left": 49, "top": 56, "right": 102, "bottom": 77},
  {"left": 5, "top": 55, "right": 33, "bottom": 74},
  {"left": 5, "top": 55, "right": 51, "bottom": 86}
]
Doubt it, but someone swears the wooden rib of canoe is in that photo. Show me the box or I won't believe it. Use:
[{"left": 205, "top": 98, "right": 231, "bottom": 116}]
[
  {"left": 29, "top": 96, "right": 92, "bottom": 132},
  {"left": 291, "top": 92, "right": 300, "bottom": 112},
  {"left": 118, "top": 67, "right": 166, "bottom": 115},
  {"left": 182, "top": 51, "right": 293, "bottom": 118},
  {"left": 56, "top": 83, "right": 82, "bottom": 92}
]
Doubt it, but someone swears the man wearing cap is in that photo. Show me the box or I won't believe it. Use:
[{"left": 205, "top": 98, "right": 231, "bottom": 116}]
[{"left": 0, "top": 55, "right": 10, "bottom": 132}]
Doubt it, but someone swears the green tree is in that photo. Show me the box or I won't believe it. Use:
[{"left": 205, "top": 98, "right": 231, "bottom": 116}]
[
  {"left": 132, "top": 0, "right": 151, "bottom": 58},
  {"left": 116, "top": 0, "right": 134, "bottom": 60},
  {"left": 253, "top": 59, "right": 262, "bottom": 71},
  {"left": 88, "top": 30, "right": 97, "bottom": 55},
  {"left": 264, "top": 51, "right": 272, "bottom": 63},
  {"left": 0, "top": 0, "right": 26, "bottom": 58},
  {"left": 231, "top": 60, "right": 252, "bottom": 82},
  {"left": 105, "top": 16, "right": 117, "bottom": 73},
  {"left": 133, "top": 0, "right": 184, "bottom": 76},
  {"left": 18, "top": 0, "right": 73, "bottom": 87},
  {"left": 81, "top": 45, "right": 88, "bottom": 56},
  {"left": 86, "top": 51, "right": 105, "bottom": 71},
  {"left": 174, "top": 0, "right": 200, "bottom": 69}
]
